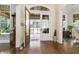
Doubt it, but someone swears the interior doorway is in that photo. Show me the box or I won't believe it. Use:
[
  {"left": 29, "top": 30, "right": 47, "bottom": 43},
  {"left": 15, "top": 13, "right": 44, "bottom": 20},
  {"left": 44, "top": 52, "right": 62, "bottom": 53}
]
[
  {"left": 61, "top": 5, "right": 79, "bottom": 47},
  {"left": 30, "top": 17, "right": 41, "bottom": 47},
  {"left": 29, "top": 13, "right": 50, "bottom": 47},
  {"left": 25, "top": 5, "right": 52, "bottom": 48}
]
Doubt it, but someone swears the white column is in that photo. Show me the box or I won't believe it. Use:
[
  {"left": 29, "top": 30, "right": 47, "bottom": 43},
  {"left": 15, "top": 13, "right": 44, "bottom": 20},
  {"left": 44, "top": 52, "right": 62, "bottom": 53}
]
[
  {"left": 57, "top": 10, "right": 63, "bottom": 44},
  {"left": 16, "top": 5, "right": 26, "bottom": 48},
  {"left": 16, "top": 5, "right": 21, "bottom": 47}
]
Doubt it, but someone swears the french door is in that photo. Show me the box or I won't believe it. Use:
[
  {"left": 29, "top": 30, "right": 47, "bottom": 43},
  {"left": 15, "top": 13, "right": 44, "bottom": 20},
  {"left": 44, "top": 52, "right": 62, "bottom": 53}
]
[
  {"left": 29, "top": 12, "right": 50, "bottom": 41},
  {"left": 30, "top": 19, "right": 41, "bottom": 47},
  {"left": 30, "top": 20, "right": 41, "bottom": 41}
]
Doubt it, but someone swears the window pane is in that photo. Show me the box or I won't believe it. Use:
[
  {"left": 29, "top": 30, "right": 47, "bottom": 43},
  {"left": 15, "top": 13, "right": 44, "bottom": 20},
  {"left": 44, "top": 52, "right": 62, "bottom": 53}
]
[
  {"left": 30, "top": 28, "right": 35, "bottom": 34},
  {"left": 42, "top": 20, "right": 49, "bottom": 28},
  {"left": 30, "top": 6, "right": 49, "bottom": 11},
  {"left": 34, "top": 28, "right": 38, "bottom": 33},
  {"left": 41, "top": 20, "right": 49, "bottom": 33},
  {"left": 30, "top": 13, "right": 40, "bottom": 19},
  {"left": 42, "top": 15, "right": 49, "bottom": 20},
  {"left": 37, "top": 28, "right": 40, "bottom": 33},
  {"left": 0, "top": 5, "right": 10, "bottom": 33}
]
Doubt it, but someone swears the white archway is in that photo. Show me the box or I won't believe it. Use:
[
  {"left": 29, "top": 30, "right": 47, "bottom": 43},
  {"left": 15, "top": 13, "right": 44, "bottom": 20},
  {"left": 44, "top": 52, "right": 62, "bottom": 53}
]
[
  {"left": 29, "top": 5, "right": 53, "bottom": 43},
  {"left": 61, "top": 4, "right": 79, "bottom": 44},
  {"left": 29, "top": 4, "right": 52, "bottom": 12}
]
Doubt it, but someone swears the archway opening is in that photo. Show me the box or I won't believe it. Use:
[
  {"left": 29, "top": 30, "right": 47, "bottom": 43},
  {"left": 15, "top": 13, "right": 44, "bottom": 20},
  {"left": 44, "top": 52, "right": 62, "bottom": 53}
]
[
  {"left": 61, "top": 4, "right": 79, "bottom": 47},
  {"left": 29, "top": 6, "right": 51, "bottom": 47}
]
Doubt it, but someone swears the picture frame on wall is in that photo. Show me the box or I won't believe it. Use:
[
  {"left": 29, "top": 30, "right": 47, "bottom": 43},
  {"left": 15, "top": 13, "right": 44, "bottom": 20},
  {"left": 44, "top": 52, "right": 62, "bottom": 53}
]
[{"left": 73, "top": 14, "right": 79, "bottom": 22}]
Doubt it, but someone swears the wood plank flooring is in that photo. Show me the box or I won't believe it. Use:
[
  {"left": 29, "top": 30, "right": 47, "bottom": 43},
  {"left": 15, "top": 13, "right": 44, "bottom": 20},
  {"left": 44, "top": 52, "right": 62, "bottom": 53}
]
[
  {"left": 16, "top": 41, "right": 79, "bottom": 54},
  {"left": 0, "top": 41, "right": 79, "bottom": 54}
]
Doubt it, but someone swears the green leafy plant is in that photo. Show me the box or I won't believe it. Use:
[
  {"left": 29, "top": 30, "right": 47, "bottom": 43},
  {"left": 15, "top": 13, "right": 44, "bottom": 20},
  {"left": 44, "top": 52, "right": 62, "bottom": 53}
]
[
  {"left": 0, "top": 17, "right": 10, "bottom": 33},
  {"left": 2, "top": 24, "right": 10, "bottom": 33}
]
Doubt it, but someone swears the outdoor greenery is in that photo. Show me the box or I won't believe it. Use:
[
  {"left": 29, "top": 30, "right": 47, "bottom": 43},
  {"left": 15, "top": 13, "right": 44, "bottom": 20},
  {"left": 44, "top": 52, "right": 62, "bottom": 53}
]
[{"left": 0, "top": 17, "right": 10, "bottom": 34}]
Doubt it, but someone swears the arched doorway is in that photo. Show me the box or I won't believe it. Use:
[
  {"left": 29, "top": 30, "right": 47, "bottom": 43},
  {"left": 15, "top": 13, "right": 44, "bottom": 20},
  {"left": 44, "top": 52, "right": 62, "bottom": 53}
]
[
  {"left": 61, "top": 4, "right": 79, "bottom": 47},
  {"left": 29, "top": 6, "right": 52, "bottom": 47}
]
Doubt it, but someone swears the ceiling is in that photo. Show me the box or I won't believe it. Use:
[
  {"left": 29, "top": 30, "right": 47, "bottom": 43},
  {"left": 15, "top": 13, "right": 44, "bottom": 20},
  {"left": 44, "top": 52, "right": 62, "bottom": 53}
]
[{"left": 62, "top": 4, "right": 79, "bottom": 14}]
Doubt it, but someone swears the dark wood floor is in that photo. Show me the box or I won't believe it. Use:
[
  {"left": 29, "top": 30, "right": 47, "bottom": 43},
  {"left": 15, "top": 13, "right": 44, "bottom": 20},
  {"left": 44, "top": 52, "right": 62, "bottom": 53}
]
[
  {"left": 0, "top": 41, "right": 79, "bottom": 54},
  {"left": 0, "top": 43, "right": 16, "bottom": 54},
  {"left": 0, "top": 48, "right": 16, "bottom": 54},
  {"left": 16, "top": 41, "right": 79, "bottom": 54}
]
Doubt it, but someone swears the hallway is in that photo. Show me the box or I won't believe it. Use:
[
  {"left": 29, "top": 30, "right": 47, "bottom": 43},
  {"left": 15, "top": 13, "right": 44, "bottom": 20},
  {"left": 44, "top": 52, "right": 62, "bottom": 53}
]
[
  {"left": 16, "top": 41, "right": 79, "bottom": 54},
  {"left": 1, "top": 4, "right": 79, "bottom": 54}
]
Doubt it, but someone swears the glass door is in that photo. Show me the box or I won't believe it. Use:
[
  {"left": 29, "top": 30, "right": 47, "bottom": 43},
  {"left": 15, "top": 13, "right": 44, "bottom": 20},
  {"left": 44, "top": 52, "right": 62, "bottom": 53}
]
[
  {"left": 40, "top": 13, "right": 50, "bottom": 41},
  {"left": 29, "top": 13, "right": 41, "bottom": 47},
  {"left": 30, "top": 20, "right": 41, "bottom": 47},
  {"left": 30, "top": 20, "right": 41, "bottom": 41}
]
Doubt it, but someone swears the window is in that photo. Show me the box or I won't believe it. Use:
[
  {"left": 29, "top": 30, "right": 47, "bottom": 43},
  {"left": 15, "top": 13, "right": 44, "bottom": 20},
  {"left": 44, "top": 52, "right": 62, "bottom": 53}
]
[
  {"left": 30, "top": 20, "right": 40, "bottom": 34},
  {"left": 30, "top": 13, "right": 40, "bottom": 19},
  {"left": 0, "top": 5, "right": 10, "bottom": 33},
  {"left": 73, "top": 14, "right": 79, "bottom": 22},
  {"left": 30, "top": 6, "right": 49, "bottom": 11},
  {"left": 42, "top": 15, "right": 49, "bottom": 20},
  {"left": 30, "top": 6, "right": 50, "bottom": 34},
  {"left": 41, "top": 20, "right": 49, "bottom": 33}
]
